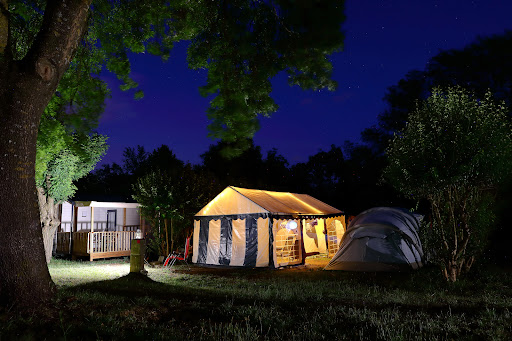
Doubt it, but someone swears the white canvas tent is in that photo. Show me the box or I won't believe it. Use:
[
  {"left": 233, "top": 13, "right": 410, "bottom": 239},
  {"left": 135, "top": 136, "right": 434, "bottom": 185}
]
[
  {"left": 324, "top": 207, "right": 424, "bottom": 271},
  {"left": 193, "top": 186, "right": 345, "bottom": 268}
]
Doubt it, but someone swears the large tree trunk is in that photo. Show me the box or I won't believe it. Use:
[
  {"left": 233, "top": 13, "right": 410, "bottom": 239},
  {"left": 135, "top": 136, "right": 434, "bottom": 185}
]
[
  {"left": 0, "top": 0, "right": 91, "bottom": 309},
  {"left": 37, "top": 187, "right": 60, "bottom": 264}
]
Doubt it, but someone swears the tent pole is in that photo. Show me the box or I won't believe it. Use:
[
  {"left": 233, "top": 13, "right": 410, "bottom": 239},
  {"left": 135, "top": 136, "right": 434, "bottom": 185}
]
[
  {"left": 324, "top": 218, "right": 329, "bottom": 256},
  {"left": 299, "top": 218, "right": 306, "bottom": 265},
  {"left": 268, "top": 216, "right": 274, "bottom": 268}
]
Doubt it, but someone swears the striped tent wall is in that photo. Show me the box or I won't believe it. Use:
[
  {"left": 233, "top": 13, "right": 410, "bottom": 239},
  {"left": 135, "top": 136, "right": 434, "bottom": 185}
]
[{"left": 193, "top": 214, "right": 273, "bottom": 268}]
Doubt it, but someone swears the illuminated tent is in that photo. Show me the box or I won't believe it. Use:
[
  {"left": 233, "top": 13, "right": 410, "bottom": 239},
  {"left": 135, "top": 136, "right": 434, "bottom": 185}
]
[
  {"left": 324, "top": 207, "right": 424, "bottom": 271},
  {"left": 192, "top": 186, "right": 345, "bottom": 268}
]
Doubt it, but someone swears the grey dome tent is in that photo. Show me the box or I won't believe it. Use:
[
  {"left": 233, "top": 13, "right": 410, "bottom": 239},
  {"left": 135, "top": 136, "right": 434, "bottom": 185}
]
[{"left": 324, "top": 207, "right": 424, "bottom": 271}]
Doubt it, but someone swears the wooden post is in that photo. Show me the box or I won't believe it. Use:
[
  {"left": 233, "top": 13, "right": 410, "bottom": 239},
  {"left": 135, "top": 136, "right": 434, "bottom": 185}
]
[
  {"left": 90, "top": 206, "right": 95, "bottom": 262},
  {"left": 72, "top": 206, "right": 78, "bottom": 233},
  {"left": 130, "top": 239, "right": 146, "bottom": 274},
  {"left": 71, "top": 205, "right": 78, "bottom": 259},
  {"left": 123, "top": 208, "right": 127, "bottom": 231},
  {"left": 90, "top": 206, "right": 95, "bottom": 233},
  {"left": 57, "top": 204, "right": 63, "bottom": 232}
]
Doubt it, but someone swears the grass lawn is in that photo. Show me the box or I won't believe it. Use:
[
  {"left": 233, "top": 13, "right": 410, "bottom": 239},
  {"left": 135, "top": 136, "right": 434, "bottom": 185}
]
[{"left": 1, "top": 257, "right": 511, "bottom": 340}]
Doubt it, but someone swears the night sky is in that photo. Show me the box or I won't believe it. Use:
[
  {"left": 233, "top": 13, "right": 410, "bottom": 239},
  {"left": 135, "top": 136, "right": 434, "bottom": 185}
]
[{"left": 96, "top": 0, "right": 512, "bottom": 167}]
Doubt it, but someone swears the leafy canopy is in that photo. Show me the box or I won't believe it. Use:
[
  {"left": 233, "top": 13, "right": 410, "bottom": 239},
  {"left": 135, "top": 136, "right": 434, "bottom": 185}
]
[
  {"left": 385, "top": 86, "right": 512, "bottom": 199},
  {"left": 36, "top": 126, "right": 108, "bottom": 202},
  {"left": 132, "top": 171, "right": 182, "bottom": 222},
  {"left": 9, "top": 0, "right": 346, "bottom": 156},
  {"left": 385, "top": 86, "right": 512, "bottom": 280},
  {"left": 362, "top": 31, "right": 512, "bottom": 155}
]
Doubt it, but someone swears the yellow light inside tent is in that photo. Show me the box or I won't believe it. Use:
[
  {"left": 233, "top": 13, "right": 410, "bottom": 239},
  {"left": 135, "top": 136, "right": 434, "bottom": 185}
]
[
  {"left": 271, "top": 192, "right": 324, "bottom": 214},
  {"left": 202, "top": 189, "right": 228, "bottom": 215}
]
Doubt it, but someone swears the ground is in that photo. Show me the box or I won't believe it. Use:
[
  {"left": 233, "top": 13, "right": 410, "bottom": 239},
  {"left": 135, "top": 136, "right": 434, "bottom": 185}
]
[{"left": 2, "top": 256, "right": 511, "bottom": 340}]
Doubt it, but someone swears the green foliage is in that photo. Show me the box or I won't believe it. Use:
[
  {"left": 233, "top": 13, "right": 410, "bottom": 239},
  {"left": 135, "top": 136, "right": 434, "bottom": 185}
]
[
  {"left": 78, "top": 144, "right": 217, "bottom": 255},
  {"left": 36, "top": 130, "right": 108, "bottom": 203},
  {"left": 385, "top": 86, "right": 512, "bottom": 280},
  {"left": 8, "top": 0, "right": 345, "bottom": 156},
  {"left": 200, "top": 139, "right": 265, "bottom": 188},
  {"left": 132, "top": 171, "right": 183, "bottom": 255},
  {"left": 386, "top": 87, "right": 512, "bottom": 198},
  {"left": 8, "top": 0, "right": 45, "bottom": 60},
  {"left": 133, "top": 171, "right": 182, "bottom": 222},
  {"left": 185, "top": 0, "right": 345, "bottom": 155},
  {"left": 46, "top": 46, "right": 110, "bottom": 134},
  {"left": 362, "top": 31, "right": 512, "bottom": 156}
]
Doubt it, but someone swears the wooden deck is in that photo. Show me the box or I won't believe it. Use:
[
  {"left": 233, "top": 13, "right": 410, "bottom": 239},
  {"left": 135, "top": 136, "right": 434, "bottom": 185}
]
[{"left": 57, "top": 231, "right": 137, "bottom": 261}]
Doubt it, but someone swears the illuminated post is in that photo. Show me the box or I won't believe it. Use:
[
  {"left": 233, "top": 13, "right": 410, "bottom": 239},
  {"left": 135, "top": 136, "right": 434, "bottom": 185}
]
[
  {"left": 123, "top": 208, "right": 126, "bottom": 231},
  {"left": 130, "top": 238, "right": 146, "bottom": 274},
  {"left": 90, "top": 206, "right": 95, "bottom": 233}
]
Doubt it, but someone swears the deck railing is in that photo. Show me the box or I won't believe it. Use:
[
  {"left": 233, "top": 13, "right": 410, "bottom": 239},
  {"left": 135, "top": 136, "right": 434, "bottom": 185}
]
[
  {"left": 56, "top": 230, "right": 138, "bottom": 260},
  {"left": 58, "top": 223, "right": 140, "bottom": 233},
  {"left": 88, "top": 231, "right": 136, "bottom": 254}
]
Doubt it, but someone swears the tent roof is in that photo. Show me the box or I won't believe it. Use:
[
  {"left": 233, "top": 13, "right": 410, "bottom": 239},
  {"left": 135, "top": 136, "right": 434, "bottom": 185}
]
[{"left": 196, "top": 186, "right": 342, "bottom": 216}]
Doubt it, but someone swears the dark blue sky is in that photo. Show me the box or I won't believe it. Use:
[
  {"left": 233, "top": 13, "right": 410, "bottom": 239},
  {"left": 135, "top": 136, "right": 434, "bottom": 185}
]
[{"left": 97, "top": 0, "right": 512, "bottom": 167}]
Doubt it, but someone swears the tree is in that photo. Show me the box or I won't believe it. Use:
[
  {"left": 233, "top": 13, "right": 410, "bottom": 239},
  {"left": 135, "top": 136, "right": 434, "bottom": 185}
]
[
  {"left": 385, "top": 87, "right": 512, "bottom": 281},
  {"left": 200, "top": 139, "right": 265, "bottom": 188},
  {"left": 36, "top": 123, "right": 107, "bottom": 264},
  {"left": 75, "top": 162, "right": 132, "bottom": 199},
  {"left": 0, "top": 0, "right": 345, "bottom": 308},
  {"left": 348, "top": 31, "right": 512, "bottom": 218},
  {"left": 36, "top": 42, "right": 109, "bottom": 264},
  {"left": 170, "top": 164, "right": 220, "bottom": 248},
  {"left": 122, "top": 145, "right": 149, "bottom": 178},
  {"left": 363, "top": 31, "right": 512, "bottom": 156},
  {"left": 132, "top": 171, "right": 183, "bottom": 257},
  {"left": 261, "top": 148, "right": 291, "bottom": 192},
  {"left": 341, "top": 142, "right": 406, "bottom": 216}
]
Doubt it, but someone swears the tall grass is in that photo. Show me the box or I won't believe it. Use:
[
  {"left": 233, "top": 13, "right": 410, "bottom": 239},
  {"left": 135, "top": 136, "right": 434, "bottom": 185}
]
[{"left": 1, "top": 258, "right": 511, "bottom": 340}]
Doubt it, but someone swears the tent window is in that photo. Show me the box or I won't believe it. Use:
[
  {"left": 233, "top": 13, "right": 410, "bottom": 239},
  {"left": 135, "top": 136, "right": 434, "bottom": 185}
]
[{"left": 275, "top": 220, "right": 300, "bottom": 266}]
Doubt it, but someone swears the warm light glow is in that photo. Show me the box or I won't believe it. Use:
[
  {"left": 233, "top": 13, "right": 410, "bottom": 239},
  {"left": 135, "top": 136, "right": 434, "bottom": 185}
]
[
  {"left": 286, "top": 220, "right": 298, "bottom": 230},
  {"left": 202, "top": 189, "right": 228, "bottom": 215}
]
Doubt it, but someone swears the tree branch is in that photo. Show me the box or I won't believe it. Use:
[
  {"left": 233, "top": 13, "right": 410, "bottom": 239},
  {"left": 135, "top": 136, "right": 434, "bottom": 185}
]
[{"left": 24, "top": 0, "right": 92, "bottom": 86}]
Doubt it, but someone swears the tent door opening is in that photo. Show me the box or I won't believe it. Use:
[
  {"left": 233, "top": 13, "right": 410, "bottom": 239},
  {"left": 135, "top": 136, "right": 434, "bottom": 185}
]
[{"left": 275, "top": 220, "right": 301, "bottom": 266}]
